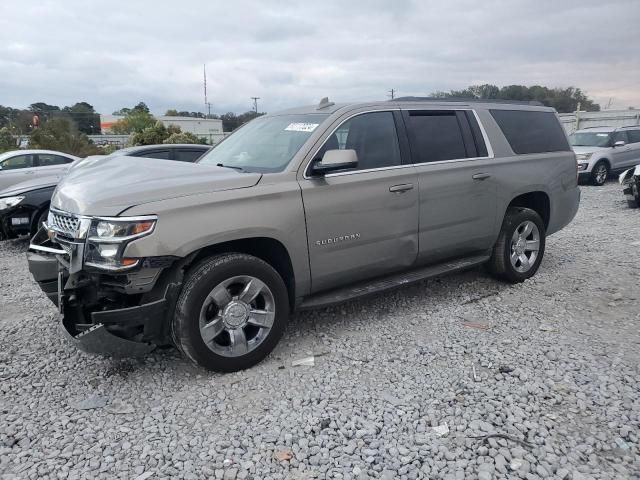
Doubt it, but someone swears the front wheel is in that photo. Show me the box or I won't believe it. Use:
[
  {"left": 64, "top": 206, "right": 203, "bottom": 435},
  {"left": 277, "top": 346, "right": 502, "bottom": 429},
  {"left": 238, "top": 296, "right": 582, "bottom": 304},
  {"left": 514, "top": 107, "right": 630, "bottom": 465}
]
[
  {"left": 590, "top": 161, "right": 609, "bottom": 186},
  {"left": 488, "top": 207, "right": 546, "bottom": 283},
  {"left": 172, "top": 253, "right": 289, "bottom": 372}
]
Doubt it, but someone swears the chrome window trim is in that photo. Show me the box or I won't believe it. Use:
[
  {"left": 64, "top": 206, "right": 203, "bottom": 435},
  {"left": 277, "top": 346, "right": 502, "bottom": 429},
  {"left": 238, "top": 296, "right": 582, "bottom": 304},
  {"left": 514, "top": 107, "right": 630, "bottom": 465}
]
[{"left": 302, "top": 107, "right": 495, "bottom": 180}]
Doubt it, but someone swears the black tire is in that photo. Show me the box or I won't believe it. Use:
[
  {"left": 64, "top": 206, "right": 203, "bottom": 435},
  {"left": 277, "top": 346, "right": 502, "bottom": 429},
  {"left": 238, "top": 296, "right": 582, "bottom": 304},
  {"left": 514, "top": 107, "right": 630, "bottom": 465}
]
[
  {"left": 172, "top": 253, "right": 289, "bottom": 372},
  {"left": 32, "top": 208, "right": 49, "bottom": 237},
  {"left": 590, "top": 160, "right": 609, "bottom": 186},
  {"left": 628, "top": 180, "right": 640, "bottom": 208},
  {"left": 488, "top": 207, "right": 546, "bottom": 283}
]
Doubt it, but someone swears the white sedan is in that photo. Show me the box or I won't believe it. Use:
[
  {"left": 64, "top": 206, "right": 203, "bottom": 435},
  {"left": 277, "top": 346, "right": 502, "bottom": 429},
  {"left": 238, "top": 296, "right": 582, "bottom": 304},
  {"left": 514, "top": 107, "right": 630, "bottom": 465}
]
[{"left": 0, "top": 150, "right": 79, "bottom": 191}]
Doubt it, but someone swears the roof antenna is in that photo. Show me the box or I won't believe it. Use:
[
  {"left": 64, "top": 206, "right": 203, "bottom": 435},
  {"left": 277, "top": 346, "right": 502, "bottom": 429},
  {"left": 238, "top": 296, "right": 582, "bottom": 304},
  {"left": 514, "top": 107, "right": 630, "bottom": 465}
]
[{"left": 317, "top": 97, "right": 335, "bottom": 110}]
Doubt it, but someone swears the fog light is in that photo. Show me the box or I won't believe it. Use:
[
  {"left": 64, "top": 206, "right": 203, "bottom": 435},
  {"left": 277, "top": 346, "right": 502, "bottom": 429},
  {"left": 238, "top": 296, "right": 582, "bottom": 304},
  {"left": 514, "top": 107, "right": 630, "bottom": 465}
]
[{"left": 97, "top": 244, "right": 119, "bottom": 258}]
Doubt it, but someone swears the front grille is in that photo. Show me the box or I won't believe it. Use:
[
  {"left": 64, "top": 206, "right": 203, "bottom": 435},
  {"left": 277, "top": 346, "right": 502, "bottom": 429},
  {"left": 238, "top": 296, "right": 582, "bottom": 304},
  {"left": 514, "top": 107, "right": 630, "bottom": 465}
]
[{"left": 50, "top": 211, "right": 80, "bottom": 237}]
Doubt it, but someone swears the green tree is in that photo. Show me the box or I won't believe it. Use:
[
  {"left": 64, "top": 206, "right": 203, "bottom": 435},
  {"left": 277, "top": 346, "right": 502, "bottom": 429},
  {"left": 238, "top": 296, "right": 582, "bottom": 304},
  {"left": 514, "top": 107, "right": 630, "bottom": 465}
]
[
  {"left": 164, "top": 131, "right": 207, "bottom": 144},
  {"left": 29, "top": 118, "right": 101, "bottom": 156},
  {"left": 221, "top": 111, "right": 264, "bottom": 131},
  {"left": 62, "top": 102, "right": 100, "bottom": 135},
  {"left": 0, "top": 127, "right": 17, "bottom": 153},
  {"left": 431, "top": 84, "right": 600, "bottom": 113},
  {"left": 110, "top": 109, "right": 156, "bottom": 134}
]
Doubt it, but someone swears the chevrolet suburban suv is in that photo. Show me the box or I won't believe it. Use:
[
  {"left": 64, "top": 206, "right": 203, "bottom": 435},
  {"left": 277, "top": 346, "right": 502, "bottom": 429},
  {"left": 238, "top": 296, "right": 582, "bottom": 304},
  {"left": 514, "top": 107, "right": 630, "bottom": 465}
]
[{"left": 27, "top": 98, "right": 580, "bottom": 372}]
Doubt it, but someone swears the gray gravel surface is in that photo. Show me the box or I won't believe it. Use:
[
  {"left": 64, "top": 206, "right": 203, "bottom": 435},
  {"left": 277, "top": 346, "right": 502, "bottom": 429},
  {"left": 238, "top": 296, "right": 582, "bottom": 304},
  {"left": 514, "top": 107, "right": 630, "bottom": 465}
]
[{"left": 1, "top": 182, "right": 639, "bottom": 480}]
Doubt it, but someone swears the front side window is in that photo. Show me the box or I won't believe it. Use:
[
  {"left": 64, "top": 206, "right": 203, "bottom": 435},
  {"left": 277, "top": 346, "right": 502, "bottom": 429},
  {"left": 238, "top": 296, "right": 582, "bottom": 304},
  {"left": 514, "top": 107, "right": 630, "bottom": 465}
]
[
  {"left": 1, "top": 154, "right": 34, "bottom": 170},
  {"left": 569, "top": 132, "right": 612, "bottom": 148},
  {"left": 199, "top": 114, "right": 328, "bottom": 173},
  {"left": 612, "top": 131, "right": 630, "bottom": 145},
  {"left": 316, "top": 111, "right": 401, "bottom": 171}
]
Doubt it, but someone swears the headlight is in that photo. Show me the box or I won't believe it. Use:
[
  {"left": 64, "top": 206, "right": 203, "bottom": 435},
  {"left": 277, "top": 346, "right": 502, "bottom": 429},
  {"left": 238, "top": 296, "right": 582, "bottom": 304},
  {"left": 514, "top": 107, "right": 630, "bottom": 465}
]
[
  {"left": 576, "top": 153, "right": 592, "bottom": 161},
  {"left": 0, "top": 196, "right": 25, "bottom": 211},
  {"left": 89, "top": 217, "right": 156, "bottom": 242},
  {"left": 84, "top": 216, "right": 156, "bottom": 271}
]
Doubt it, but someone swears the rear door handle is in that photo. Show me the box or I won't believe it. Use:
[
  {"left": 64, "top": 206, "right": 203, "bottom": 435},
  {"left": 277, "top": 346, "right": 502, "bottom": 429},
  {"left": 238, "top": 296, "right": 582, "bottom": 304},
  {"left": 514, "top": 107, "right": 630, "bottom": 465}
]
[
  {"left": 472, "top": 173, "right": 491, "bottom": 180},
  {"left": 389, "top": 183, "right": 414, "bottom": 193}
]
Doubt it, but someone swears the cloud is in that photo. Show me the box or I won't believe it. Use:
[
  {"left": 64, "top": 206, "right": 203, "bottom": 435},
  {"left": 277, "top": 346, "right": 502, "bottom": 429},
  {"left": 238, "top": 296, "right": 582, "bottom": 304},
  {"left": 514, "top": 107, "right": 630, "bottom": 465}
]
[{"left": 0, "top": 0, "right": 638, "bottom": 114}]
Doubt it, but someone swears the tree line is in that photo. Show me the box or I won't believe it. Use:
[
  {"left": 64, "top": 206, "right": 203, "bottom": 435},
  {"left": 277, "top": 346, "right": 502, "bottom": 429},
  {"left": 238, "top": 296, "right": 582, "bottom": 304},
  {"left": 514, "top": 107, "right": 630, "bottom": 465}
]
[{"left": 430, "top": 84, "right": 600, "bottom": 112}]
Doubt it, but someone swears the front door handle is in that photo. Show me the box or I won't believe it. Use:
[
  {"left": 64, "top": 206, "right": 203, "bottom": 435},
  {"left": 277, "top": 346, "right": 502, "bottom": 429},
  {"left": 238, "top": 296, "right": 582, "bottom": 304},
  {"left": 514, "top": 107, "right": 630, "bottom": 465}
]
[
  {"left": 389, "top": 183, "right": 414, "bottom": 193},
  {"left": 472, "top": 173, "right": 491, "bottom": 180}
]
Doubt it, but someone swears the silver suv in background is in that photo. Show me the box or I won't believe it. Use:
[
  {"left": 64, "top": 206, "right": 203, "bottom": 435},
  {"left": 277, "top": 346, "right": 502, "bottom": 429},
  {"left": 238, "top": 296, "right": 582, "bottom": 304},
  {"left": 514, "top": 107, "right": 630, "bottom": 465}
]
[
  {"left": 570, "top": 126, "right": 640, "bottom": 186},
  {"left": 27, "top": 98, "right": 580, "bottom": 372}
]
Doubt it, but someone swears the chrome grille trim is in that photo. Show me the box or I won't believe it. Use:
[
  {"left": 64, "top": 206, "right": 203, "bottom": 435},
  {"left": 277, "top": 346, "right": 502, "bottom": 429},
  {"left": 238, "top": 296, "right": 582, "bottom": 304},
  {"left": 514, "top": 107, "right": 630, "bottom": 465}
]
[{"left": 49, "top": 211, "right": 80, "bottom": 236}]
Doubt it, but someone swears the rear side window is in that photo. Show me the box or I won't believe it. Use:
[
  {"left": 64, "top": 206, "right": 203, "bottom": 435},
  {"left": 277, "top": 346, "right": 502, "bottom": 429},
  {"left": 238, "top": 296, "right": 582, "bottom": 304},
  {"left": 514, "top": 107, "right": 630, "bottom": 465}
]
[
  {"left": 627, "top": 130, "right": 640, "bottom": 144},
  {"left": 174, "top": 149, "right": 207, "bottom": 162},
  {"left": 37, "top": 154, "right": 71, "bottom": 166},
  {"left": 405, "top": 111, "right": 467, "bottom": 163},
  {"left": 490, "top": 110, "right": 570, "bottom": 154},
  {"left": 135, "top": 150, "right": 171, "bottom": 159}
]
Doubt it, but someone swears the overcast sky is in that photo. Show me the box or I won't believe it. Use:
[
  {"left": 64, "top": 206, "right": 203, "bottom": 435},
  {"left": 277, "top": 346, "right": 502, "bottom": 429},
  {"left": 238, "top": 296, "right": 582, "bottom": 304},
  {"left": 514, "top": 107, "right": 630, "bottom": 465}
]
[{"left": 1, "top": 0, "right": 639, "bottom": 115}]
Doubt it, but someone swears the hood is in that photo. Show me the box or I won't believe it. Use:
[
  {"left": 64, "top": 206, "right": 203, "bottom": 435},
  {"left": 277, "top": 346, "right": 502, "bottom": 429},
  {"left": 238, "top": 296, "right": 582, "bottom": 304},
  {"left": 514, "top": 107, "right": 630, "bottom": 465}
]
[
  {"left": 0, "top": 175, "right": 61, "bottom": 197},
  {"left": 51, "top": 155, "right": 262, "bottom": 216},
  {"left": 572, "top": 146, "right": 608, "bottom": 155}
]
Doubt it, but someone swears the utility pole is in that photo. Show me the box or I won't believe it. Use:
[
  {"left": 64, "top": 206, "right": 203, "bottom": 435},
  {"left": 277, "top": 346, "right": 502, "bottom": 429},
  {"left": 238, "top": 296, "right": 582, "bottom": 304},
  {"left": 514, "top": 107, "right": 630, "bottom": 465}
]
[
  {"left": 388, "top": 88, "right": 395, "bottom": 100},
  {"left": 251, "top": 97, "right": 260, "bottom": 113}
]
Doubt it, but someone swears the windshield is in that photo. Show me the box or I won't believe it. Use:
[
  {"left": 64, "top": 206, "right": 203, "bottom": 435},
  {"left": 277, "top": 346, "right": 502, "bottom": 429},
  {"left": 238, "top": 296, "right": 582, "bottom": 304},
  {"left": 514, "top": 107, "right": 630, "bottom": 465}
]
[
  {"left": 569, "top": 132, "right": 612, "bottom": 147},
  {"left": 198, "top": 114, "right": 327, "bottom": 172}
]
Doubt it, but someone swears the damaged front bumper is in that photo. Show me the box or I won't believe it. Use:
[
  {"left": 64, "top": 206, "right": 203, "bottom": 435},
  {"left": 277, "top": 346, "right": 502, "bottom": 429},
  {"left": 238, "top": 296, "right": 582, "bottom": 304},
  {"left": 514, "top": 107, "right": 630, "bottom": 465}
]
[{"left": 27, "top": 228, "right": 182, "bottom": 357}]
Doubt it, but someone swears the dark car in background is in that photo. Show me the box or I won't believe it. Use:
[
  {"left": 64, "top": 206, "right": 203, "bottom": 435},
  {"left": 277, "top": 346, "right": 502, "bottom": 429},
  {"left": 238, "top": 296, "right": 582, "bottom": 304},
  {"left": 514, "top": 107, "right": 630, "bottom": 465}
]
[{"left": 0, "top": 144, "right": 210, "bottom": 239}]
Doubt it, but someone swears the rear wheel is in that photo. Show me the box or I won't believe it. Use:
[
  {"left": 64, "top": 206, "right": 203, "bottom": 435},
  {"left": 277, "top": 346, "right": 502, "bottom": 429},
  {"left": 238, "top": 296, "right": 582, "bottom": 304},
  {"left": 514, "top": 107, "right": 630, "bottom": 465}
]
[
  {"left": 590, "top": 161, "right": 609, "bottom": 186},
  {"left": 172, "top": 253, "right": 289, "bottom": 372},
  {"left": 489, "top": 207, "right": 546, "bottom": 283},
  {"left": 628, "top": 180, "right": 640, "bottom": 208}
]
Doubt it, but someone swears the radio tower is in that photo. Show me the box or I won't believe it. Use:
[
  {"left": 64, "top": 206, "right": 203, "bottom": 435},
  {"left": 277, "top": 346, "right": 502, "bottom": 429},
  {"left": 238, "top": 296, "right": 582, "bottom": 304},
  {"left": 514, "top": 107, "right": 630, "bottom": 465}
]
[{"left": 203, "top": 64, "right": 212, "bottom": 118}]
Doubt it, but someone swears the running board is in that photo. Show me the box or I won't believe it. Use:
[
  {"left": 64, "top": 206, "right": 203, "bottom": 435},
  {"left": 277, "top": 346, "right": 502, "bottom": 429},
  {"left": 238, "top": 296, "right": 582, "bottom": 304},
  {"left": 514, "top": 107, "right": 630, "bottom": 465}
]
[{"left": 299, "top": 253, "right": 490, "bottom": 310}]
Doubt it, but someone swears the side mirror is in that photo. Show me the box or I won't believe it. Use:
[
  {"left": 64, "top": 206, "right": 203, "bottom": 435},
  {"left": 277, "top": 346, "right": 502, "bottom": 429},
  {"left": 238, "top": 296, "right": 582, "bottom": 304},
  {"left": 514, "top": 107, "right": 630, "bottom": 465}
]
[
  {"left": 613, "top": 140, "right": 626, "bottom": 148},
  {"left": 312, "top": 149, "right": 358, "bottom": 175}
]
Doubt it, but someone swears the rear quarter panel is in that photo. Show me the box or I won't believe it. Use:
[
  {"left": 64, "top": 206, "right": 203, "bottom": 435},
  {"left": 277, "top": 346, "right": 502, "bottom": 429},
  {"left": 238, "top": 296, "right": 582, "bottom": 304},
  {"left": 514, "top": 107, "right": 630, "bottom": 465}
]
[{"left": 476, "top": 108, "right": 580, "bottom": 236}]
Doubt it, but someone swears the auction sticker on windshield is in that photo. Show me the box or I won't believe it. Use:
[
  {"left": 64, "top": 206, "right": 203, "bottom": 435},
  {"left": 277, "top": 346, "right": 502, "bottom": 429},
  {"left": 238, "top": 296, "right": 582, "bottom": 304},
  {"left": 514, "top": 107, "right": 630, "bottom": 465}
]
[{"left": 285, "top": 123, "right": 319, "bottom": 132}]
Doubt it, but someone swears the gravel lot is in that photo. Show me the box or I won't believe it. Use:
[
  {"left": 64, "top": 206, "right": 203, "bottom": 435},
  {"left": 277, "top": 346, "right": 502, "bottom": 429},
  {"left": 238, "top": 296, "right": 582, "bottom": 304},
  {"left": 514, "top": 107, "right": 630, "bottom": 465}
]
[{"left": 1, "top": 182, "right": 639, "bottom": 480}]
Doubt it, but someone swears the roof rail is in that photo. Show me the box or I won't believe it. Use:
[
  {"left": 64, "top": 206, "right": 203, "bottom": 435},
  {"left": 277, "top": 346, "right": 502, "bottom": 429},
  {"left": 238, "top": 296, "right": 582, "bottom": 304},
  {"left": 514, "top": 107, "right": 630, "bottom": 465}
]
[{"left": 391, "top": 96, "right": 544, "bottom": 106}]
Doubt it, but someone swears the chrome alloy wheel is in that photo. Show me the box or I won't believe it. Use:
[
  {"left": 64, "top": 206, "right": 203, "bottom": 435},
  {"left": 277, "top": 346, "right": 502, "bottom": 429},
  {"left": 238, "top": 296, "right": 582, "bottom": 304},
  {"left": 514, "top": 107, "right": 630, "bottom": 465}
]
[
  {"left": 594, "top": 164, "right": 608, "bottom": 185},
  {"left": 510, "top": 220, "right": 540, "bottom": 273},
  {"left": 199, "top": 275, "right": 275, "bottom": 357}
]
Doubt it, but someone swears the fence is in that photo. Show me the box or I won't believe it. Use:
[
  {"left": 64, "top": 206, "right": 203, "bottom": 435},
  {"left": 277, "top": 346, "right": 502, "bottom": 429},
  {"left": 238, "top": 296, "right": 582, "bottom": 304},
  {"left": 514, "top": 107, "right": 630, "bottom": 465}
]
[{"left": 559, "top": 110, "right": 640, "bottom": 134}]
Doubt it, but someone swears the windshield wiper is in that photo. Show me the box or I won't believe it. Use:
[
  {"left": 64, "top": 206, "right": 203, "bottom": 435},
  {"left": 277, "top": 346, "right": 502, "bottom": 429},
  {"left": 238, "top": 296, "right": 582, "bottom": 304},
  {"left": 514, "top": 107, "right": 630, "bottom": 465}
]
[{"left": 216, "top": 163, "right": 244, "bottom": 172}]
